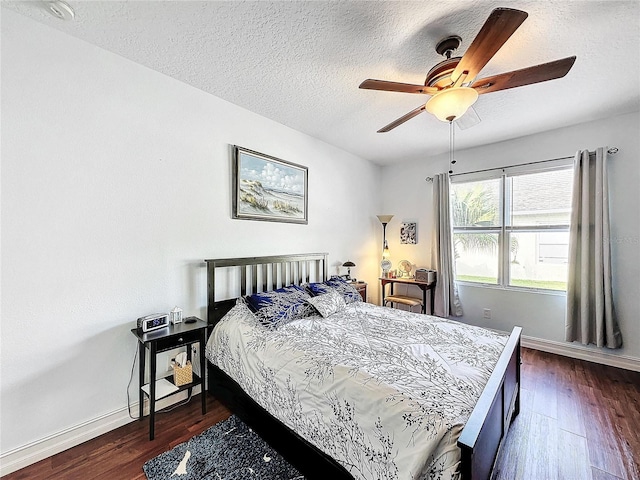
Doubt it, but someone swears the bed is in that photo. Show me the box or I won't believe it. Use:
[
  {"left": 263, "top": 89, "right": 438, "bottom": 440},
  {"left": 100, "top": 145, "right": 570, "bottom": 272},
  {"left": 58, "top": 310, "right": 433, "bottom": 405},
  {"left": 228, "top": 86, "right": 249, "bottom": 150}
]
[{"left": 204, "top": 253, "right": 521, "bottom": 480}]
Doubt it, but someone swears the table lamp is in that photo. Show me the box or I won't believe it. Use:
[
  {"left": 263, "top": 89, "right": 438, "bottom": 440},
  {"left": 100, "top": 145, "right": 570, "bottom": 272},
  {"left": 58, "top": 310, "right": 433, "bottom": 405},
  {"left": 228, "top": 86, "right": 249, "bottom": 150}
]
[{"left": 342, "top": 260, "right": 356, "bottom": 280}]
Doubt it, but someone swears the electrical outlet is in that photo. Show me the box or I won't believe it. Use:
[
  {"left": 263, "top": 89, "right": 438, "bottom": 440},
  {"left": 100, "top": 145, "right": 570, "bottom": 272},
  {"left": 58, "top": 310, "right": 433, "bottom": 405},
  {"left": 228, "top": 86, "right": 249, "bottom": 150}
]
[
  {"left": 192, "top": 345, "right": 197, "bottom": 355},
  {"left": 483, "top": 308, "right": 491, "bottom": 319},
  {"left": 168, "top": 357, "right": 175, "bottom": 371}
]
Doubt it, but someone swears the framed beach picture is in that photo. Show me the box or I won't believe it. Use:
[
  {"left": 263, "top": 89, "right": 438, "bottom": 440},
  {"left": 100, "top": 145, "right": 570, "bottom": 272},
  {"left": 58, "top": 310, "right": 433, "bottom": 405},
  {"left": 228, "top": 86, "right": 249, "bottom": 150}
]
[{"left": 232, "top": 146, "right": 308, "bottom": 224}]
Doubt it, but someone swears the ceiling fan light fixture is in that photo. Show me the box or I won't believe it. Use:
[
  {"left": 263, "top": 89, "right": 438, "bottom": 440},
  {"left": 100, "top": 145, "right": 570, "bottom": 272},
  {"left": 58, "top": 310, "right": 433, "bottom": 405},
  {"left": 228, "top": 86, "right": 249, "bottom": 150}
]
[{"left": 425, "top": 87, "right": 479, "bottom": 122}]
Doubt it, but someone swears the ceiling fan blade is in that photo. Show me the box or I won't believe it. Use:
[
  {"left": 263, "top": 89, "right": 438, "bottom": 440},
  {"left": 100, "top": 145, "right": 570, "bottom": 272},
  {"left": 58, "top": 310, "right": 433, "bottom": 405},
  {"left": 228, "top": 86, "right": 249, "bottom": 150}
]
[
  {"left": 451, "top": 8, "right": 528, "bottom": 85},
  {"left": 472, "top": 56, "right": 577, "bottom": 94},
  {"left": 360, "top": 79, "right": 438, "bottom": 95},
  {"left": 377, "top": 105, "right": 426, "bottom": 133}
]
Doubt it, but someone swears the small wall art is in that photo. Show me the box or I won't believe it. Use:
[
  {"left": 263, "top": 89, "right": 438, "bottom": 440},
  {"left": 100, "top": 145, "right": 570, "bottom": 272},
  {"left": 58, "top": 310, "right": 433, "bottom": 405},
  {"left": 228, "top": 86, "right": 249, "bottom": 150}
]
[
  {"left": 232, "top": 146, "right": 308, "bottom": 224},
  {"left": 400, "top": 222, "right": 417, "bottom": 244}
]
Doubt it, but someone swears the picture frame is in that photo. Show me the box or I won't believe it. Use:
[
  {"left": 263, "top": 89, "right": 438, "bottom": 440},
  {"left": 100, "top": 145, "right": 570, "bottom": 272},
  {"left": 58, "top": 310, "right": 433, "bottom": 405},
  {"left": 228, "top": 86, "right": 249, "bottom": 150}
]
[
  {"left": 400, "top": 222, "right": 417, "bottom": 244},
  {"left": 232, "top": 146, "right": 308, "bottom": 224}
]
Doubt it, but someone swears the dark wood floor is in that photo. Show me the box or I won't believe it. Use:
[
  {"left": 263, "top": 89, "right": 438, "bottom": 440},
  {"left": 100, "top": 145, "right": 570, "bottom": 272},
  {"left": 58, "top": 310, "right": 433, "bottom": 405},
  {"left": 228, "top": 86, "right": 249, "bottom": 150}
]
[
  {"left": 2, "top": 397, "right": 232, "bottom": 480},
  {"left": 493, "top": 348, "right": 640, "bottom": 480},
  {"left": 3, "top": 348, "right": 639, "bottom": 480}
]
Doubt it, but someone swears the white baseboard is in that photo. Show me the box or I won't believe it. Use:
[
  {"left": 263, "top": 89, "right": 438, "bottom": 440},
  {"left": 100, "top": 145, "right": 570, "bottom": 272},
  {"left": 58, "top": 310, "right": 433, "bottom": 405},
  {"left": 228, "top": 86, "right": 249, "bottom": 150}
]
[
  {"left": 0, "top": 387, "right": 201, "bottom": 476},
  {"left": 522, "top": 335, "right": 640, "bottom": 372},
  {"left": 0, "top": 405, "right": 135, "bottom": 476}
]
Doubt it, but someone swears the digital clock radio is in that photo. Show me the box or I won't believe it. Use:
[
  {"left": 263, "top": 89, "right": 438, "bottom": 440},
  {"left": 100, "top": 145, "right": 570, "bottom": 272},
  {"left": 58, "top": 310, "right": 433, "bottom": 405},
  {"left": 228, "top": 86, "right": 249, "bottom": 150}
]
[{"left": 137, "top": 313, "right": 169, "bottom": 333}]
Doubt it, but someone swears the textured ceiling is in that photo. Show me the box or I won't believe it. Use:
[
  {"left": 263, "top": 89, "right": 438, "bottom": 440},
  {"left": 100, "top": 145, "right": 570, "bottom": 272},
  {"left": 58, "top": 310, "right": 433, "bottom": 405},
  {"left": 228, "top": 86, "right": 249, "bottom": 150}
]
[{"left": 3, "top": 0, "right": 639, "bottom": 165}]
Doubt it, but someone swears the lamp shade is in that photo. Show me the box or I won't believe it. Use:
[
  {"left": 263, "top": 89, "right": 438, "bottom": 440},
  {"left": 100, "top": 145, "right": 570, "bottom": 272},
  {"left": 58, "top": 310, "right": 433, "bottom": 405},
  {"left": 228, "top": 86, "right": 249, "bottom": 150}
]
[
  {"left": 376, "top": 214, "right": 394, "bottom": 224},
  {"left": 425, "top": 87, "right": 479, "bottom": 122},
  {"left": 342, "top": 261, "right": 356, "bottom": 267}
]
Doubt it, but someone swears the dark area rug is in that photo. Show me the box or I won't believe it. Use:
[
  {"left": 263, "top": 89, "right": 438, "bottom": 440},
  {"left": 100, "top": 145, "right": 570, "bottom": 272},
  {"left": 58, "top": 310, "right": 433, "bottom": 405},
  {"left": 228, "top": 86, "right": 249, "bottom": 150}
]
[{"left": 143, "top": 415, "right": 304, "bottom": 480}]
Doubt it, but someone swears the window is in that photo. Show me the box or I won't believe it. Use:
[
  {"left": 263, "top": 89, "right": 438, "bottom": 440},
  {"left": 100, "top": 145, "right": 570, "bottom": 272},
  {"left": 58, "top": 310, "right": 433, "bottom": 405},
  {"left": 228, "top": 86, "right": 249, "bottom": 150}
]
[{"left": 451, "top": 163, "right": 573, "bottom": 291}]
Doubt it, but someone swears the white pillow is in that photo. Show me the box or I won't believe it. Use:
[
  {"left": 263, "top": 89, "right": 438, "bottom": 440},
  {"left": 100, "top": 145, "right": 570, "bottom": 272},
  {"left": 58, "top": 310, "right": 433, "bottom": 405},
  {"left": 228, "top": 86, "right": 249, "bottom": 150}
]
[{"left": 306, "top": 288, "right": 346, "bottom": 318}]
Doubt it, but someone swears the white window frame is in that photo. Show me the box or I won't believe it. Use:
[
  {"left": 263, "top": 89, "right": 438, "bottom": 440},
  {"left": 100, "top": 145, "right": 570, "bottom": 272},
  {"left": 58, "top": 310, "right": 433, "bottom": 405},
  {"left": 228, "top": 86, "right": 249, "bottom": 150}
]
[{"left": 450, "top": 159, "right": 573, "bottom": 292}]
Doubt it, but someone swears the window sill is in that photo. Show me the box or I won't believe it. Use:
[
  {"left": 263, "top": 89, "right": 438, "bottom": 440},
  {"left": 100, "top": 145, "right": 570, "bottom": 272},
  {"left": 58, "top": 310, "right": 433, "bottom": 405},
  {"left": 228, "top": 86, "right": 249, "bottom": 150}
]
[{"left": 456, "top": 281, "right": 567, "bottom": 297}]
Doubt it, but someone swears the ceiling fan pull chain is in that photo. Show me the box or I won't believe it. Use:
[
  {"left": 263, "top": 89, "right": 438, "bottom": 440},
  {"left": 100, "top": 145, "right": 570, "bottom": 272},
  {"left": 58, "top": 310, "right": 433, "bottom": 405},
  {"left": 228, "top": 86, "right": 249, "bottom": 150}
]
[
  {"left": 449, "top": 120, "right": 455, "bottom": 174},
  {"left": 452, "top": 121, "right": 456, "bottom": 166}
]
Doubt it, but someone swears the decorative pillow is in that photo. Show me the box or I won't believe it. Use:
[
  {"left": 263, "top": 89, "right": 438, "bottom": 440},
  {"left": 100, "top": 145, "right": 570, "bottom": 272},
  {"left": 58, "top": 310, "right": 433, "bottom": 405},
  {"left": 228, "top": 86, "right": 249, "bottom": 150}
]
[
  {"left": 306, "top": 288, "right": 346, "bottom": 318},
  {"left": 326, "top": 276, "right": 363, "bottom": 304},
  {"left": 305, "top": 282, "right": 333, "bottom": 297},
  {"left": 244, "top": 285, "right": 315, "bottom": 327}
]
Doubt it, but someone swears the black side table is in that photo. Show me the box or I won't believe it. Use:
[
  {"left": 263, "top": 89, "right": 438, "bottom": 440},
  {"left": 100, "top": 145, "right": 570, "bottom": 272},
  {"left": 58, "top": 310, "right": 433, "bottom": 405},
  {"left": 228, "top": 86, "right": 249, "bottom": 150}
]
[{"left": 131, "top": 317, "right": 208, "bottom": 440}]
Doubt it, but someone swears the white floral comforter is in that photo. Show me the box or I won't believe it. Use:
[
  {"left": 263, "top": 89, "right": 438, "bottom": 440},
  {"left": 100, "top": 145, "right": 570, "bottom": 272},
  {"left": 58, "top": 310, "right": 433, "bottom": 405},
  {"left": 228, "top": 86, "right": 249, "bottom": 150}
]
[{"left": 205, "top": 301, "right": 507, "bottom": 480}]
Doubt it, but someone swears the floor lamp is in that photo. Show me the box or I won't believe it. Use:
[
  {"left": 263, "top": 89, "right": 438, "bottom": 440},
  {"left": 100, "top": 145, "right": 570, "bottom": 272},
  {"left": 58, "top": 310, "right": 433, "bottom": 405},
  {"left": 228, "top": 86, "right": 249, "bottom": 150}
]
[{"left": 376, "top": 215, "right": 393, "bottom": 275}]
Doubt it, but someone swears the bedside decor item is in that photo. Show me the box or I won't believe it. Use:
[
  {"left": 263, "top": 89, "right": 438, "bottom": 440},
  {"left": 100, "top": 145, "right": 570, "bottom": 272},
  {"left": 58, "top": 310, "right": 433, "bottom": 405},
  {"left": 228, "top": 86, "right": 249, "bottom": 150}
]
[
  {"left": 170, "top": 306, "right": 183, "bottom": 325},
  {"left": 232, "top": 146, "right": 308, "bottom": 224},
  {"left": 380, "top": 259, "right": 393, "bottom": 276},
  {"left": 400, "top": 222, "right": 417, "bottom": 244},
  {"left": 415, "top": 268, "right": 428, "bottom": 282},
  {"left": 397, "top": 260, "right": 413, "bottom": 278},
  {"left": 377, "top": 214, "right": 394, "bottom": 275},
  {"left": 415, "top": 269, "right": 437, "bottom": 283},
  {"left": 136, "top": 313, "right": 169, "bottom": 333},
  {"left": 172, "top": 353, "right": 193, "bottom": 386},
  {"left": 342, "top": 260, "right": 355, "bottom": 280}
]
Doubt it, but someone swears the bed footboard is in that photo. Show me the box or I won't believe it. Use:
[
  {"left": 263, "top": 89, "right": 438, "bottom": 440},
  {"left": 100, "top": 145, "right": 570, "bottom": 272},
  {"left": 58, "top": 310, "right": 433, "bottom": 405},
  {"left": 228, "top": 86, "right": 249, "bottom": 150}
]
[{"left": 458, "top": 326, "right": 522, "bottom": 480}]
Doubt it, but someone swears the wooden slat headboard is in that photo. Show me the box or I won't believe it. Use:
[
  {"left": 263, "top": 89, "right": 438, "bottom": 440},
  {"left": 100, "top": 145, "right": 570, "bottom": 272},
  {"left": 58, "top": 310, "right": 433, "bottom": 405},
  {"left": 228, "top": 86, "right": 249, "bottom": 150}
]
[{"left": 205, "top": 253, "right": 329, "bottom": 327}]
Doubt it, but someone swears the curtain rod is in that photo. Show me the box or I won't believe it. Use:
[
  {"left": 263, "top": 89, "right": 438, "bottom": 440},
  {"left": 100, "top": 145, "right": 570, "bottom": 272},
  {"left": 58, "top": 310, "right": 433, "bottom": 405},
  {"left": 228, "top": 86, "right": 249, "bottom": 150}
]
[{"left": 425, "top": 147, "right": 619, "bottom": 182}]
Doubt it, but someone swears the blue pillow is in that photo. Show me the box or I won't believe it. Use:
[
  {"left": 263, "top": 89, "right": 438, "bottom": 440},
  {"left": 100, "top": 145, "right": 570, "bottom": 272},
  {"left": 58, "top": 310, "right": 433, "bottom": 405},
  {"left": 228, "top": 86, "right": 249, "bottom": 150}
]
[
  {"left": 325, "top": 276, "right": 363, "bottom": 304},
  {"left": 305, "top": 282, "right": 333, "bottom": 297},
  {"left": 244, "top": 285, "right": 315, "bottom": 327}
]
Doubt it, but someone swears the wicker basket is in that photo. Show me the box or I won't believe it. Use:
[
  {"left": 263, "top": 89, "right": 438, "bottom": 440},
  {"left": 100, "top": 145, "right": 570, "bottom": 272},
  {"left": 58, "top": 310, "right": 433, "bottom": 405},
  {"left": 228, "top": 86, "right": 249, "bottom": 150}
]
[{"left": 173, "top": 361, "right": 193, "bottom": 386}]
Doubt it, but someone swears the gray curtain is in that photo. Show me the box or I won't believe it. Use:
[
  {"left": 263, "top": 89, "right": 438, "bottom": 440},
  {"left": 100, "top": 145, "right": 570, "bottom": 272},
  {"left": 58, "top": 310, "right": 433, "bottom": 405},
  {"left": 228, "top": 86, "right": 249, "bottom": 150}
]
[
  {"left": 565, "top": 147, "right": 622, "bottom": 348},
  {"left": 430, "top": 173, "right": 463, "bottom": 317}
]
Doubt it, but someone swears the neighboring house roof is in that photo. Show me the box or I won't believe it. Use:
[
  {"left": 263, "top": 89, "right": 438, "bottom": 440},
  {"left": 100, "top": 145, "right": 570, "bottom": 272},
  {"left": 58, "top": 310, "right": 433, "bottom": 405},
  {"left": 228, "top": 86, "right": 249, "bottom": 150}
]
[{"left": 511, "top": 169, "right": 573, "bottom": 213}]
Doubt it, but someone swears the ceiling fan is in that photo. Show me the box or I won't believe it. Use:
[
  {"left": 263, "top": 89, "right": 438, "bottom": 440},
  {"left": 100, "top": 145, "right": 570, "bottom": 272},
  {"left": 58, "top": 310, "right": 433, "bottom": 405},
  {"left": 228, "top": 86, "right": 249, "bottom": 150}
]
[{"left": 360, "top": 7, "right": 576, "bottom": 133}]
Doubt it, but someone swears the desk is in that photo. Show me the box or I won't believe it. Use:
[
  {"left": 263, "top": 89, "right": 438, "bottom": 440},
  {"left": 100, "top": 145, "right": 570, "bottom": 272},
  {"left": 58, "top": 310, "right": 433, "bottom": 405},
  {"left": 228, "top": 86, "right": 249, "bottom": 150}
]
[
  {"left": 131, "top": 318, "right": 208, "bottom": 440},
  {"left": 380, "top": 277, "right": 436, "bottom": 315}
]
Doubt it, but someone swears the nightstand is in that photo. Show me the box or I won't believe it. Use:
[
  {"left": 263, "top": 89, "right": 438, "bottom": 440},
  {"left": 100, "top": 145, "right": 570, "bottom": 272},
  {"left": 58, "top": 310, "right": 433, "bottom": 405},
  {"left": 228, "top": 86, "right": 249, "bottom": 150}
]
[
  {"left": 351, "top": 281, "right": 367, "bottom": 302},
  {"left": 131, "top": 317, "right": 208, "bottom": 440}
]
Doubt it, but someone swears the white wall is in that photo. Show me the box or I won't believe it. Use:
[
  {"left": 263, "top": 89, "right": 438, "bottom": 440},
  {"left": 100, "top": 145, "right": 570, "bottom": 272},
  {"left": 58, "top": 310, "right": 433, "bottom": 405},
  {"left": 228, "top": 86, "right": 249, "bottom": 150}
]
[
  {"left": 381, "top": 110, "right": 640, "bottom": 363},
  {"left": 0, "top": 9, "right": 382, "bottom": 459}
]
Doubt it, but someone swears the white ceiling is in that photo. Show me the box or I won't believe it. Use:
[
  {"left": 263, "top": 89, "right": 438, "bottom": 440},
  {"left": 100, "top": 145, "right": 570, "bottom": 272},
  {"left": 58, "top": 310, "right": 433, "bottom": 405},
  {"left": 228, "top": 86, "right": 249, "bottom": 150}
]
[{"left": 3, "top": 0, "right": 639, "bottom": 165}]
